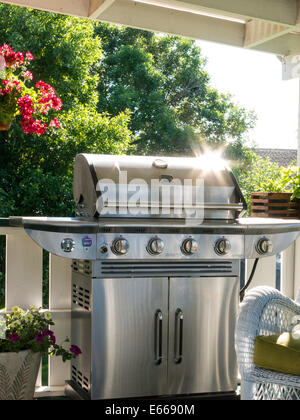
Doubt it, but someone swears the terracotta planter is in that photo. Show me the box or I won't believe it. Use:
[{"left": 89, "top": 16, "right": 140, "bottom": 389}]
[
  {"left": 0, "top": 350, "right": 41, "bottom": 400},
  {"left": 0, "top": 121, "right": 12, "bottom": 131}
]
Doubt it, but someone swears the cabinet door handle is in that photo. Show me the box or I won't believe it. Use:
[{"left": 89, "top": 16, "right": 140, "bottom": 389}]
[
  {"left": 154, "top": 310, "right": 163, "bottom": 365},
  {"left": 174, "top": 309, "right": 184, "bottom": 364}
]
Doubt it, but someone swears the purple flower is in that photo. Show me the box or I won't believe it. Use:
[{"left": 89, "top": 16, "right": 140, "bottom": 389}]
[
  {"left": 70, "top": 345, "right": 82, "bottom": 356},
  {"left": 35, "top": 331, "right": 44, "bottom": 343},
  {"left": 49, "top": 334, "right": 56, "bottom": 345},
  {"left": 43, "top": 329, "right": 56, "bottom": 345},
  {"left": 9, "top": 332, "right": 19, "bottom": 342}
]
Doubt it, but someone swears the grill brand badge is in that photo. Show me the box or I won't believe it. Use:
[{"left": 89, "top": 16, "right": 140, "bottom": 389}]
[{"left": 82, "top": 236, "right": 93, "bottom": 248}]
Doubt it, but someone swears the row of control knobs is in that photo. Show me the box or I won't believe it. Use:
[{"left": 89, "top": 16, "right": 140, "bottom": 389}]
[
  {"left": 62, "top": 236, "right": 273, "bottom": 256},
  {"left": 109, "top": 237, "right": 273, "bottom": 256}
]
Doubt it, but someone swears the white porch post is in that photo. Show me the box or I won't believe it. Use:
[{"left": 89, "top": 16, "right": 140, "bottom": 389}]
[
  {"left": 298, "top": 78, "right": 300, "bottom": 166},
  {"left": 282, "top": 54, "right": 300, "bottom": 164},
  {"left": 281, "top": 55, "right": 300, "bottom": 298}
]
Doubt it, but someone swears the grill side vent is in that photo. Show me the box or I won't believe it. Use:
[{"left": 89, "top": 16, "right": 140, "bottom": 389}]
[
  {"left": 72, "top": 260, "right": 92, "bottom": 276},
  {"left": 72, "top": 283, "right": 91, "bottom": 311},
  {"left": 100, "top": 260, "right": 236, "bottom": 277},
  {"left": 72, "top": 364, "right": 89, "bottom": 394}
]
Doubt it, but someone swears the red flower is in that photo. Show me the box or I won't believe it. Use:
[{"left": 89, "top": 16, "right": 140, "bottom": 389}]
[
  {"left": 0, "top": 44, "right": 62, "bottom": 135},
  {"left": 36, "top": 80, "right": 55, "bottom": 94},
  {"left": 0, "top": 45, "right": 24, "bottom": 68},
  {"left": 18, "top": 95, "right": 33, "bottom": 118}
]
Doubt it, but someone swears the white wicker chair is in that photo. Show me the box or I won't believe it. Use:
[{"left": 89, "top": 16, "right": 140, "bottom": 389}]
[{"left": 235, "top": 286, "right": 300, "bottom": 400}]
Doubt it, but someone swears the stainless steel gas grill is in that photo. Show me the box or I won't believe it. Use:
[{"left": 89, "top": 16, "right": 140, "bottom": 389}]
[{"left": 10, "top": 154, "right": 300, "bottom": 400}]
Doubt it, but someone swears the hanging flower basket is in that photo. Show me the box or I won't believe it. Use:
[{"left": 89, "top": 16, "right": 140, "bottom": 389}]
[
  {"left": 0, "top": 120, "right": 12, "bottom": 131},
  {"left": 0, "top": 44, "right": 62, "bottom": 135}
]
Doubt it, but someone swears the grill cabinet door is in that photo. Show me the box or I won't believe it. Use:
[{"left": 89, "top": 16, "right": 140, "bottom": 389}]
[
  {"left": 91, "top": 277, "right": 168, "bottom": 399},
  {"left": 168, "top": 276, "right": 239, "bottom": 395}
]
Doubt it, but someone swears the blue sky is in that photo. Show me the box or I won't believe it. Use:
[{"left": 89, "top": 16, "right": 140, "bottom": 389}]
[{"left": 197, "top": 40, "right": 299, "bottom": 150}]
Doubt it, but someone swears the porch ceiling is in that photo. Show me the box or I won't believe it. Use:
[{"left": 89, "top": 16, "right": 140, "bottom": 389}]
[{"left": 1, "top": 0, "right": 300, "bottom": 56}]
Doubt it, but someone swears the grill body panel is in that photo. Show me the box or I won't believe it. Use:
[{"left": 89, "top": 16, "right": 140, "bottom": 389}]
[{"left": 70, "top": 260, "right": 240, "bottom": 400}]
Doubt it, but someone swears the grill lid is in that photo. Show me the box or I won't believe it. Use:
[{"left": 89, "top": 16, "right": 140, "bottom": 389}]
[{"left": 73, "top": 154, "right": 247, "bottom": 220}]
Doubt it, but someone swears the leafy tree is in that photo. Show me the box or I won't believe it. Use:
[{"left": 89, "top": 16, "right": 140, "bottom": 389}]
[
  {"left": 95, "top": 24, "right": 256, "bottom": 157},
  {"left": 0, "top": 5, "right": 132, "bottom": 218}
]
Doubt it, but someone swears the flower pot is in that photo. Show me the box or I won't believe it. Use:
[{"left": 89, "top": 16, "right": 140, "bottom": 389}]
[
  {"left": 0, "top": 350, "right": 41, "bottom": 400},
  {"left": 0, "top": 121, "right": 12, "bottom": 131}
]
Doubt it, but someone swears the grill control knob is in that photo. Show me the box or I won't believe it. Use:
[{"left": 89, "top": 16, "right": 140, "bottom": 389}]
[
  {"left": 111, "top": 238, "right": 129, "bottom": 255},
  {"left": 61, "top": 238, "right": 75, "bottom": 253},
  {"left": 147, "top": 238, "right": 165, "bottom": 255},
  {"left": 215, "top": 238, "right": 231, "bottom": 256},
  {"left": 256, "top": 238, "right": 273, "bottom": 255},
  {"left": 181, "top": 238, "right": 199, "bottom": 255}
]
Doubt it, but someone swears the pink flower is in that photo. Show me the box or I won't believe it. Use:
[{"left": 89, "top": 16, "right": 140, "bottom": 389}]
[
  {"left": 24, "top": 71, "right": 33, "bottom": 81},
  {"left": 49, "top": 117, "right": 61, "bottom": 129},
  {"left": 26, "top": 51, "right": 34, "bottom": 61}
]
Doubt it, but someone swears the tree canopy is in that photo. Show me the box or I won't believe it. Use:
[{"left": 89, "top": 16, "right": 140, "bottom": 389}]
[{"left": 95, "top": 24, "right": 256, "bottom": 157}]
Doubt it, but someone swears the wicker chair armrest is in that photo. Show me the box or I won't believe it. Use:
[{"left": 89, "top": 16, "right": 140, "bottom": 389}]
[{"left": 235, "top": 286, "right": 300, "bottom": 378}]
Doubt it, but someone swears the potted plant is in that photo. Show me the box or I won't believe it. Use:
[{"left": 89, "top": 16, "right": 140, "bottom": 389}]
[
  {"left": 280, "top": 166, "right": 300, "bottom": 201},
  {"left": 0, "top": 306, "right": 81, "bottom": 400},
  {"left": 251, "top": 165, "right": 300, "bottom": 219},
  {"left": 0, "top": 44, "right": 62, "bottom": 133}
]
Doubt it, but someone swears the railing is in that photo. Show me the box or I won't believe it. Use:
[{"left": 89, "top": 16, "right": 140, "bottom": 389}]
[
  {"left": 1, "top": 225, "right": 300, "bottom": 398},
  {"left": 0, "top": 225, "right": 72, "bottom": 398}
]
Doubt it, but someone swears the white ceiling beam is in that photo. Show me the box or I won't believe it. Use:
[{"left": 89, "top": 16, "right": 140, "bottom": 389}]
[
  {"left": 134, "top": 0, "right": 299, "bottom": 27},
  {"left": 244, "top": 21, "right": 291, "bottom": 49},
  {"left": 0, "top": 0, "right": 90, "bottom": 17},
  {"left": 253, "top": 33, "right": 300, "bottom": 56},
  {"left": 89, "top": 0, "right": 115, "bottom": 18},
  {"left": 99, "top": 0, "right": 245, "bottom": 47}
]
